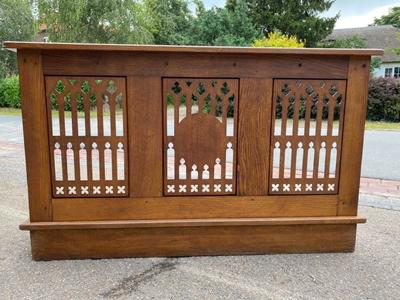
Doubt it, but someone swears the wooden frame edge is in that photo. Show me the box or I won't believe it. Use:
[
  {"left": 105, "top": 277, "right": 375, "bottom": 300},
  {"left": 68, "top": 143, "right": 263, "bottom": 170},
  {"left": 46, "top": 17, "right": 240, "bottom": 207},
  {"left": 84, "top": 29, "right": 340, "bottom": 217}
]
[{"left": 20, "top": 216, "right": 366, "bottom": 230}]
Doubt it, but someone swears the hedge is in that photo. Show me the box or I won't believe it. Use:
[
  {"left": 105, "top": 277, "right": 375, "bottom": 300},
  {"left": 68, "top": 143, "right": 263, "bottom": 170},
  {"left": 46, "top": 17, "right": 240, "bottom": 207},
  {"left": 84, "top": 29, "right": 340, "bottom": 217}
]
[
  {"left": 0, "top": 75, "right": 400, "bottom": 122},
  {"left": 368, "top": 77, "right": 400, "bottom": 122},
  {"left": 0, "top": 75, "right": 20, "bottom": 108}
]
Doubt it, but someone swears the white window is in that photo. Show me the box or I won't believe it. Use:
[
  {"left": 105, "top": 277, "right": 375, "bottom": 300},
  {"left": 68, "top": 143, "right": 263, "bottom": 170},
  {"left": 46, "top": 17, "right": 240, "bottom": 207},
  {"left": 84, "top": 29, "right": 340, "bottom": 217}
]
[
  {"left": 395, "top": 67, "right": 400, "bottom": 78},
  {"left": 385, "top": 68, "right": 393, "bottom": 78}
]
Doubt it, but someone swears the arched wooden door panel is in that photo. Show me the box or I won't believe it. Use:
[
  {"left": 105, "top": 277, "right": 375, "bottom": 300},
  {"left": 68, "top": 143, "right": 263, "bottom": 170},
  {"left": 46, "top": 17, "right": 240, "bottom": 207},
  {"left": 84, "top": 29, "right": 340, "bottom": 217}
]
[{"left": 163, "top": 78, "right": 239, "bottom": 196}]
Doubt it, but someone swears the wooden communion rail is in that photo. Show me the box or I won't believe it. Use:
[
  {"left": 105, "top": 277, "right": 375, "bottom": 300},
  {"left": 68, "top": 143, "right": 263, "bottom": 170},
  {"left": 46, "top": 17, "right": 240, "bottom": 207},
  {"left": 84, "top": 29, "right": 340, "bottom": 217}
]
[{"left": 5, "top": 42, "right": 382, "bottom": 260}]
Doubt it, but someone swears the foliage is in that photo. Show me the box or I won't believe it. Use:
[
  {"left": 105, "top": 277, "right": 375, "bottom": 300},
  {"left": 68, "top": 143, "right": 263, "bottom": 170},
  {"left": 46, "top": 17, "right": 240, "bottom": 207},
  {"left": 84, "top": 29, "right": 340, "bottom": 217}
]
[
  {"left": 245, "top": 0, "right": 338, "bottom": 47},
  {"left": 0, "top": 76, "right": 20, "bottom": 108},
  {"left": 0, "top": 0, "right": 35, "bottom": 77},
  {"left": 370, "top": 57, "right": 382, "bottom": 73},
  {"left": 368, "top": 77, "right": 400, "bottom": 122},
  {"left": 374, "top": 7, "right": 400, "bottom": 28},
  {"left": 144, "top": 0, "right": 192, "bottom": 45},
  {"left": 38, "top": 0, "right": 153, "bottom": 44},
  {"left": 252, "top": 31, "right": 304, "bottom": 48},
  {"left": 187, "top": 0, "right": 260, "bottom": 46},
  {"left": 319, "top": 35, "right": 366, "bottom": 48}
]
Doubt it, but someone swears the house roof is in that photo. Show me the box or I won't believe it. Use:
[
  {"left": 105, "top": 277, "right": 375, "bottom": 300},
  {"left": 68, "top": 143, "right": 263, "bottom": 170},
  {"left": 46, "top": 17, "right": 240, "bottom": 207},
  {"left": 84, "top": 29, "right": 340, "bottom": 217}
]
[{"left": 327, "top": 25, "right": 400, "bottom": 62}]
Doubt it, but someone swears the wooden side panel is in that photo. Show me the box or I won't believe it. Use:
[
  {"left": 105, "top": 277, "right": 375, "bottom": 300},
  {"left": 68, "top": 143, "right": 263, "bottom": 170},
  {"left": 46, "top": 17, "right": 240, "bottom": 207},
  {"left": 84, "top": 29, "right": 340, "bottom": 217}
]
[
  {"left": 338, "top": 56, "right": 370, "bottom": 215},
  {"left": 52, "top": 195, "right": 338, "bottom": 221},
  {"left": 30, "top": 224, "right": 357, "bottom": 260},
  {"left": 128, "top": 76, "right": 163, "bottom": 197},
  {"left": 269, "top": 79, "right": 346, "bottom": 195},
  {"left": 18, "top": 50, "right": 52, "bottom": 221},
  {"left": 238, "top": 78, "right": 272, "bottom": 195},
  {"left": 45, "top": 77, "right": 128, "bottom": 198}
]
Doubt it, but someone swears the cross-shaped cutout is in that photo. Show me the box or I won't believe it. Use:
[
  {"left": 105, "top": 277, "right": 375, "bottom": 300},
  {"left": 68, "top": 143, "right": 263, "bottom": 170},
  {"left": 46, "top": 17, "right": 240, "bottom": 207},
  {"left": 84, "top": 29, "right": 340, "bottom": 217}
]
[
  {"left": 305, "top": 184, "right": 313, "bottom": 191},
  {"left": 317, "top": 184, "right": 324, "bottom": 191},
  {"left": 68, "top": 186, "right": 76, "bottom": 194},
  {"left": 117, "top": 186, "right": 125, "bottom": 194},
  {"left": 191, "top": 185, "right": 198, "bottom": 192},
  {"left": 202, "top": 184, "right": 210, "bottom": 192},
  {"left": 225, "top": 184, "right": 232, "bottom": 192},
  {"left": 56, "top": 187, "right": 64, "bottom": 195},
  {"left": 295, "top": 184, "right": 302, "bottom": 191},
  {"left": 283, "top": 184, "right": 290, "bottom": 192},
  {"left": 272, "top": 184, "right": 279, "bottom": 192},
  {"left": 106, "top": 186, "right": 114, "bottom": 194},
  {"left": 214, "top": 184, "right": 221, "bottom": 192},
  {"left": 93, "top": 186, "right": 101, "bottom": 194},
  {"left": 327, "top": 183, "right": 335, "bottom": 191},
  {"left": 167, "top": 185, "right": 175, "bottom": 193},
  {"left": 81, "top": 186, "right": 89, "bottom": 194},
  {"left": 179, "top": 185, "right": 187, "bottom": 193}
]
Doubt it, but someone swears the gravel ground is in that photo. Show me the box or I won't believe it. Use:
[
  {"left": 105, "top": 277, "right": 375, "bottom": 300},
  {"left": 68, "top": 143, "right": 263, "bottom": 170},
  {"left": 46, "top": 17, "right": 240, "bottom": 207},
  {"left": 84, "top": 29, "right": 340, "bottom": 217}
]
[{"left": 0, "top": 155, "right": 400, "bottom": 300}]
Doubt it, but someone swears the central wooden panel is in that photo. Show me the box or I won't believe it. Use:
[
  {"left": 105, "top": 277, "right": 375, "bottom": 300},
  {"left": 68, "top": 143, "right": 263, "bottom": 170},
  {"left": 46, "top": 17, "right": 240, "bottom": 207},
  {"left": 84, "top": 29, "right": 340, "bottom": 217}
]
[{"left": 163, "top": 78, "right": 239, "bottom": 196}]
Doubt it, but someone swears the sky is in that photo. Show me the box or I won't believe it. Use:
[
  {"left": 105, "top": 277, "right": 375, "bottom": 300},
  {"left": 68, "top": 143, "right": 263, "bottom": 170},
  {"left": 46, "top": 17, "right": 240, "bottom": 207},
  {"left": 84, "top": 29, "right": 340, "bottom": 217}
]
[{"left": 203, "top": 0, "right": 400, "bottom": 29}]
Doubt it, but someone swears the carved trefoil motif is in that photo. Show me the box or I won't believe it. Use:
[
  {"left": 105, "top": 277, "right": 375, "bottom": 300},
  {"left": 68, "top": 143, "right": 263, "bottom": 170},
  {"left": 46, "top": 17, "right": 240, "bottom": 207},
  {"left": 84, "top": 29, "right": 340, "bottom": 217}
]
[
  {"left": 163, "top": 78, "right": 238, "bottom": 195},
  {"left": 46, "top": 77, "right": 128, "bottom": 197},
  {"left": 270, "top": 79, "right": 346, "bottom": 194}
]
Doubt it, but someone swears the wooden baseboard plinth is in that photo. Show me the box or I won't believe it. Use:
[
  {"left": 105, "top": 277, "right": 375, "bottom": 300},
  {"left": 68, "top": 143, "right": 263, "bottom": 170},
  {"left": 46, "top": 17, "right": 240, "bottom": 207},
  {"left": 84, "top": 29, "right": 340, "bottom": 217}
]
[{"left": 20, "top": 217, "right": 365, "bottom": 260}]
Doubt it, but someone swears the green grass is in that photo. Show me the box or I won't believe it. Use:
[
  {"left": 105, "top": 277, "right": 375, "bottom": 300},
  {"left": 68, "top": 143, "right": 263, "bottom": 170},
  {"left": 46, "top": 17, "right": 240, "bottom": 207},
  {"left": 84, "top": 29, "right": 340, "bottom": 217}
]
[
  {"left": 0, "top": 107, "right": 22, "bottom": 116},
  {"left": 364, "top": 121, "right": 400, "bottom": 130},
  {"left": 1, "top": 107, "right": 399, "bottom": 130},
  {"left": 0, "top": 107, "right": 121, "bottom": 117}
]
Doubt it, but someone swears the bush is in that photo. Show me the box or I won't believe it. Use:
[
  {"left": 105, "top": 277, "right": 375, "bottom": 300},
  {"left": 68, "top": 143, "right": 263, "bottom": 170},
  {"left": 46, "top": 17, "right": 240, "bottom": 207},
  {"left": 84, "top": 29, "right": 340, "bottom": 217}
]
[
  {"left": 368, "top": 77, "right": 400, "bottom": 122},
  {"left": 252, "top": 30, "right": 304, "bottom": 48},
  {"left": 0, "top": 75, "right": 21, "bottom": 108}
]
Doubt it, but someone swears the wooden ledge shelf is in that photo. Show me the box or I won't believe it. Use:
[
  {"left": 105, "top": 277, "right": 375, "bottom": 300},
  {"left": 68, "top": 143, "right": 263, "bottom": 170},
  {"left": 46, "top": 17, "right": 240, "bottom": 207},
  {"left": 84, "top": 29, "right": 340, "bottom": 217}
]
[{"left": 20, "top": 216, "right": 366, "bottom": 231}]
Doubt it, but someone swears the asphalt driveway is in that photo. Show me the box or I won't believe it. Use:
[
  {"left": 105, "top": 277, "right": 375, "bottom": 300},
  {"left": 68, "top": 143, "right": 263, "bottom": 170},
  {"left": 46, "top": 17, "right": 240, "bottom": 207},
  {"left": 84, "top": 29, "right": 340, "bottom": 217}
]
[{"left": 0, "top": 115, "right": 399, "bottom": 179}]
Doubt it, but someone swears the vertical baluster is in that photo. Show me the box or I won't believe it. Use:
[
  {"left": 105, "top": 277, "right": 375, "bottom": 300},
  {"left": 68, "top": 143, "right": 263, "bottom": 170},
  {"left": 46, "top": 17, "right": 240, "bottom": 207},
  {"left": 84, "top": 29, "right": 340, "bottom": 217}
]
[
  {"left": 281, "top": 95, "right": 288, "bottom": 138},
  {"left": 97, "top": 83, "right": 104, "bottom": 137},
  {"left": 279, "top": 88, "right": 289, "bottom": 179},
  {"left": 61, "top": 143, "right": 68, "bottom": 183},
  {"left": 304, "top": 92, "right": 311, "bottom": 137},
  {"left": 291, "top": 89, "right": 300, "bottom": 180},
  {"left": 313, "top": 85, "right": 324, "bottom": 179},
  {"left": 327, "top": 93, "right": 335, "bottom": 137}
]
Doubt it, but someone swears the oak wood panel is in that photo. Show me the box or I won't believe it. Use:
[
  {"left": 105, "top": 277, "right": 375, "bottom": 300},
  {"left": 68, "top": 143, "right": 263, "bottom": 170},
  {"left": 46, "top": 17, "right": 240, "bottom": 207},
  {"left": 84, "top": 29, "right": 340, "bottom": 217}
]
[
  {"left": 45, "top": 77, "right": 129, "bottom": 198},
  {"left": 41, "top": 51, "right": 350, "bottom": 79},
  {"left": 238, "top": 78, "right": 272, "bottom": 195},
  {"left": 17, "top": 50, "right": 52, "bottom": 221},
  {"left": 5, "top": 41, "right": 383, "bottom": 56},
  {"left": 128, "top": 76, "right": 163, "bottom": 197},
  {"left": 269, "top": 79, "right": 346, "bottom": 195},
  {"left": 52, "top": 195, "right": 338, "bottom": 221},
  {"left": 163, "top": 78, "right": 238, "bottom": 196},
  {"left": 29, "top": 224, "right": 357, "bottom": 260},
  {"left": 338, "top": 56, "right": 370, "bottom": 215},
  {"left": 20, "top": 216, "right": 366, "bottom": 230}
]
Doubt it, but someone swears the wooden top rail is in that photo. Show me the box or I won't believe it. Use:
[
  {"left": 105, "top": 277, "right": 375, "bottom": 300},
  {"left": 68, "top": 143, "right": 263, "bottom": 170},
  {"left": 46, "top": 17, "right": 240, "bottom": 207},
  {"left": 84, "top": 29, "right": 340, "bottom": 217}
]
[{"left": 4, "top": 41, "right": 383, "bottom": 56}]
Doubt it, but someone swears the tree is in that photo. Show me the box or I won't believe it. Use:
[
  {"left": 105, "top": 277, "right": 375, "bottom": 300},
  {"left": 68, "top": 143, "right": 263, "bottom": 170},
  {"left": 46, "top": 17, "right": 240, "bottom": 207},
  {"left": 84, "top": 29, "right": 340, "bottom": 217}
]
[
  {"left": 0, "top": 0, "right": 35, "bottom": 77},
  {"left": 374, "top": 7, "right": 400, "bottom": 28},
  {"left": 38, "top": 0, "right": 153, "bottom": 44},
  {"left": 253, "top": 30, "right": 304, "bottom": 48},
  {"left": 319, "top": 35, "right": 366, "bottom": 48},
  {"left": 188, "top": 0, "right": 260, "bottom": 46},
  {"left": 245, "top": 0, "right": 338, "bottom": 47},
  {"left": 144, "top": 0, "right": 192, "bottom": 45}
]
